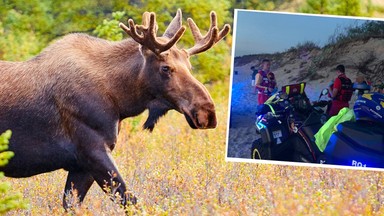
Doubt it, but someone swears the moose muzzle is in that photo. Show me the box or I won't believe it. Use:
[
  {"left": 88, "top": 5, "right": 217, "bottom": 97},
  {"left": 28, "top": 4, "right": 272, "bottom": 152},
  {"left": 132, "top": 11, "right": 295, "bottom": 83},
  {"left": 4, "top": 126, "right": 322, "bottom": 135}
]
[{"left": 183, "top": 104, "right": 217, "bottom": 129}]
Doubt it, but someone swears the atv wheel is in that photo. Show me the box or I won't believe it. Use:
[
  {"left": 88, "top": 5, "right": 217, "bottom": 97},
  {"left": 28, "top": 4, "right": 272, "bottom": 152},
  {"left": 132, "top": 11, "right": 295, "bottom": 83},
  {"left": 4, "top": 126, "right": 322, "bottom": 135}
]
[
  {"left": 251, "top": 139, "right": 271, "bottom": 160},
  {"left": 291, "top": 135, "right": 316, "bottom": 163}
]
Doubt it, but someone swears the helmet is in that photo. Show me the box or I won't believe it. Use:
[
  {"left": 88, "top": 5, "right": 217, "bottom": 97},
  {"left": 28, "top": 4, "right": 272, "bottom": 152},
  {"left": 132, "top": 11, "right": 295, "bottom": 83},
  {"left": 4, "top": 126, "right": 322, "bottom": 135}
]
[
  {"left": 353, "top": 93, "right": 384, "bottom": 124},
  {"left": 352, "top": 82, "right": 371, "bottom": 91}
]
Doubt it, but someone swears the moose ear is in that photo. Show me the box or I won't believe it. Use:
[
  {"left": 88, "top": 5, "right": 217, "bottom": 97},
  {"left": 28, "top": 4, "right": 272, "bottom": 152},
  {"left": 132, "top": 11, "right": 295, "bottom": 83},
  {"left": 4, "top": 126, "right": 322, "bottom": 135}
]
[
  {"left": 163, "top": 9, "right": 183, "bottom": 39},
  {"left": 139, "top": 45, "right": 168, "bottom": 60},
  {"left": 139, "top": 45, "right": 153, "bottom": 57}
]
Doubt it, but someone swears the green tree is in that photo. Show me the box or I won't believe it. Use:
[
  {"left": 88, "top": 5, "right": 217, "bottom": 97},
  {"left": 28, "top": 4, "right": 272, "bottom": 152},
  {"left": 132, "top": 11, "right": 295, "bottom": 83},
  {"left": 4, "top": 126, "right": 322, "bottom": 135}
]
[
  {"left": 301, "top": 0, "right": 375, "bottom": 17},
  {"left": 334, "top": 0, "right": 362, "bottom": 16},
  {"left": 301, "top": 0, "right": 330, "bottom": 14},
  {"left": 0, "top": 130, "right": 28, "bottom": 214},
  {"left": 0, "top": 0, "right": 113, "bottom": 61},
  {"left": 94, "top": 11, "right": 126, "bottom": 41},
  {"left": 233, "top": 0, "right": 296, "bottom": 11},
  {"left": 0, "top": 0, "right": 52, "bottom": 60}
]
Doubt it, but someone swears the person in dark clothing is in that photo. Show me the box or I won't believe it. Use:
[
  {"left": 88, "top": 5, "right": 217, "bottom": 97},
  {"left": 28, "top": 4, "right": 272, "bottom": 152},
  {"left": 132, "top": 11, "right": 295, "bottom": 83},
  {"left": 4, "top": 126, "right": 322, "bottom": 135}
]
[{"left": 251, "top": 66, "right": 258, "bottom": 87}]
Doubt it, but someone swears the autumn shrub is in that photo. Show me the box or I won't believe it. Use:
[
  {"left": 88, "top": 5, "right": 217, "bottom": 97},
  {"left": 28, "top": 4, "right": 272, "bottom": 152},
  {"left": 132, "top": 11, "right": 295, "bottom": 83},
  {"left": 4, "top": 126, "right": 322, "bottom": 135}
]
[{"left": 0, "top": 130, "right": 28, "bottom": 214}]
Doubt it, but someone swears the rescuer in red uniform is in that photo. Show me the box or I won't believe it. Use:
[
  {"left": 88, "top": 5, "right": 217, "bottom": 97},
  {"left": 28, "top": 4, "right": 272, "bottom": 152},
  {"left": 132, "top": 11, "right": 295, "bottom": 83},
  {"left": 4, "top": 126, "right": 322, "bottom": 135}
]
[
  {"left": 255, "top": 59, "right": 277, "bottom": 104},
  {"left": 328, "top": 64, "right": 353, "bottom": 116}
]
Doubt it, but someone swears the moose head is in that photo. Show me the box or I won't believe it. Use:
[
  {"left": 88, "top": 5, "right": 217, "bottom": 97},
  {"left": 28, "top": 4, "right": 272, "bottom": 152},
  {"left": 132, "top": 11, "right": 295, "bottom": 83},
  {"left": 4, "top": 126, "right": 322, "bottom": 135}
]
[{"left": 119, "top": 9, "right": 230, "bottom": 131}]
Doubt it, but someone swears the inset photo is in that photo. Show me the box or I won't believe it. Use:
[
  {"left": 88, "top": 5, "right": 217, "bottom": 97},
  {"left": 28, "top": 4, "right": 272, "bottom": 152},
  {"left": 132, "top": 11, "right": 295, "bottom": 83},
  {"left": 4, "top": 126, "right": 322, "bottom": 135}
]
[{"left": 226, "top": 9, "right": 384, "bottom": 170}]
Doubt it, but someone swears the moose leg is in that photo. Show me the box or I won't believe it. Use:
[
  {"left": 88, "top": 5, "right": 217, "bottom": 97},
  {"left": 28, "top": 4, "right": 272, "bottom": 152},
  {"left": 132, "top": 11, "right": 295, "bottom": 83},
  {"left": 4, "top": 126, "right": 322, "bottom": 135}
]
[
  {"left": 63, "top": 170, "right": 94, "bottom": 210},
  {"left": 81, "top": 149, "right": 137, "bottom": 206}
]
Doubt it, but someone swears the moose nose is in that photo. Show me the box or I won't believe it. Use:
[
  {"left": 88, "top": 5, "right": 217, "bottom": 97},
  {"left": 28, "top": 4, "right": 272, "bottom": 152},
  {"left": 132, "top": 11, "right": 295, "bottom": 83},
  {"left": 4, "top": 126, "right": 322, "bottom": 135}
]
[
  {"left": 183, "top": 79, "right": 218, "bottom": 129},
  {"left": 196, "top": 106, "right": 217, "bottom": 129}
]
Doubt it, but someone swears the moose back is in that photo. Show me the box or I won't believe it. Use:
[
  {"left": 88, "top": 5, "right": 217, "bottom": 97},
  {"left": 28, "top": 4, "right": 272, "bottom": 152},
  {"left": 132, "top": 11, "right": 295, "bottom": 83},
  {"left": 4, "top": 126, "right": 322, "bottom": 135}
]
[{"left": 0, "top": 10, "right": 230, "bottom": 208}]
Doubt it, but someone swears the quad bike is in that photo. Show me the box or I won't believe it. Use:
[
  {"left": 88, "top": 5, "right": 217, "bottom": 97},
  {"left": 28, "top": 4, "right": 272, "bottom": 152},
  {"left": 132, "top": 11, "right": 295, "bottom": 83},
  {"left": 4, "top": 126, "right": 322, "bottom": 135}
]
[
  {"left": 251, "top": 83, "right": 384, "bottom": 169},
  {"left": 251, "top": 82, "right": 329, "bottom": 162}
]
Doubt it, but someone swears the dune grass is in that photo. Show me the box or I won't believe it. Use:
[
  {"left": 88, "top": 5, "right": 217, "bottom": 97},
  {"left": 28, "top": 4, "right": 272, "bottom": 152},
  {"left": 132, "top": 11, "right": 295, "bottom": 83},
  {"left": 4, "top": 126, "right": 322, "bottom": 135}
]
[{"left": 4, "top": 80, "right": 384, "bottom": 215}]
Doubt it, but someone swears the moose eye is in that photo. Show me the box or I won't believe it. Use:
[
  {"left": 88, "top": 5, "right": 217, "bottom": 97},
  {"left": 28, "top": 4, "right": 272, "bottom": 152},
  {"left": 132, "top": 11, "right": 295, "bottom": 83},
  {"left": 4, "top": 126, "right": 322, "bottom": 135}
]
[
  {"left": 160, "top": 66, "right": 172, "bottom": 77},
  {"left": 161, "top": 66, "right": 170, "bottom": 72}
]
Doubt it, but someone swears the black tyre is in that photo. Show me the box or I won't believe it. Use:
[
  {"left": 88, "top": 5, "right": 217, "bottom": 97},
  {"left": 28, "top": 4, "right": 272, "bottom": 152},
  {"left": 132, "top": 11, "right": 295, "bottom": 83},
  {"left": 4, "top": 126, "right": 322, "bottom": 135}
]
[
  {"left": 291, "top": 135, "right": 316, "bottom": 163},
  {"left": 251, "top": 139, "right": 271, "bottom": 160}
]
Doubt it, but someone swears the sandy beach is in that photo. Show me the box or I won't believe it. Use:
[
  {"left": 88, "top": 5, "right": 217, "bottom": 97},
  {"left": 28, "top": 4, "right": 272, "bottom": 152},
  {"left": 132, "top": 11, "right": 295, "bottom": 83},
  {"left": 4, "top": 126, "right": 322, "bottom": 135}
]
[{"left": 227, "top": 66, "right": 261, "bottom": 159}]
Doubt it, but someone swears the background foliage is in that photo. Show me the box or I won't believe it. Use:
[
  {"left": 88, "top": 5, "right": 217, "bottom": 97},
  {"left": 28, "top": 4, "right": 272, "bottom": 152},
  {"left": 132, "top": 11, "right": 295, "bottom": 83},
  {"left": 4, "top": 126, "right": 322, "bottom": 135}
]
[
  {"left": 0, "top": 130, "right": 28, "bottom": 214},
  {"left": 327, "top": 20, "right": 384, "bottom": 46},
  {"left": 1, "top": 0, "right": 384, "bottom": 214}
]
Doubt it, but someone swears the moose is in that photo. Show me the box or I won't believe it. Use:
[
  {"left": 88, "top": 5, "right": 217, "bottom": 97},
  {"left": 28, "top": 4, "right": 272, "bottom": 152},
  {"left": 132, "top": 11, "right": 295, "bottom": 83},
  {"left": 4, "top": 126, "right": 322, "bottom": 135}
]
[{"left": 0, "top": 10, "right": 230, "bottom": 208}]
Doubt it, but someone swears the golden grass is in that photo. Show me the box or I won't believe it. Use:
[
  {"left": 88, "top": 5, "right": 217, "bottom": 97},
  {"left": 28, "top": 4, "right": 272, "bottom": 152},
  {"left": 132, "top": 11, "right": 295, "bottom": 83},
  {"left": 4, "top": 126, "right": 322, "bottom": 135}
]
[{"left": 4, "top": 81, "right": 384, "bottom": 215}]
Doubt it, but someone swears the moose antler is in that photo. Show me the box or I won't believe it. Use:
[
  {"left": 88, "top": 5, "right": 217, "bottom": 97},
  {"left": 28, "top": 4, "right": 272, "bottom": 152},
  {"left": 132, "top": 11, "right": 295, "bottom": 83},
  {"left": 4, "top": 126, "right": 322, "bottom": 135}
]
[
  {"left": 119, "top": 11, "right": 186, "bottom": 55},
  {"left": 187, "top": 11, "right": 231, "bottom": 56}
]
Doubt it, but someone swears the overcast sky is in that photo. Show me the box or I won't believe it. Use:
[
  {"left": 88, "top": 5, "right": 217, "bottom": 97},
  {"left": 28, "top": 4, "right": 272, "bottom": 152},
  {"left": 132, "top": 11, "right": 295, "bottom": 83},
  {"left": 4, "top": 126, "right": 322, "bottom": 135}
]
[{"left": 233, "top": 10, "right": 376, "bottom": 57}]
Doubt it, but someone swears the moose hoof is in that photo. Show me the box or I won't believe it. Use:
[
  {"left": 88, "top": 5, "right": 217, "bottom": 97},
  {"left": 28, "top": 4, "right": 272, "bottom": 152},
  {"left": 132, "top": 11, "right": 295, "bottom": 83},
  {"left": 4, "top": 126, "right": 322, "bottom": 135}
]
[{"left": 124, "top": 192, "right": 138, "bottom": 206}]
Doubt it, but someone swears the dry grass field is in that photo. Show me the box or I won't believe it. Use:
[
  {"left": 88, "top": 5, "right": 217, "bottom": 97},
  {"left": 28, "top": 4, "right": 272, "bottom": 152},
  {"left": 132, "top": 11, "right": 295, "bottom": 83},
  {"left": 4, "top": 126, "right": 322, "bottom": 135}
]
[{"left": 4, "top": 81, "right": 384, "bottom": 215}]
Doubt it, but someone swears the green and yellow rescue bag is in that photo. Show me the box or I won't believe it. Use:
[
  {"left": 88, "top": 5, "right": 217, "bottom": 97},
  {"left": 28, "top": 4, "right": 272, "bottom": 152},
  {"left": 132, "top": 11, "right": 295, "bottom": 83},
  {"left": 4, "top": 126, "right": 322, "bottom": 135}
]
[{"left": 314, "top": 107, "right": 355, "bottom": 152}]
